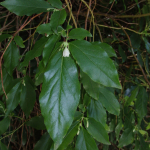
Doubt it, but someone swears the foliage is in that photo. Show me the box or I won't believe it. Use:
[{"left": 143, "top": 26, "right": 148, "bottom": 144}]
[{"left": 0, "top": 0, "right": 150, "bottom": 149}]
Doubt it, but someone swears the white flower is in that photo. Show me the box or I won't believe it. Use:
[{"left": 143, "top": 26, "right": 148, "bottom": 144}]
[{"left": 63, "top": 47, "right": 70, "bottom": 57}]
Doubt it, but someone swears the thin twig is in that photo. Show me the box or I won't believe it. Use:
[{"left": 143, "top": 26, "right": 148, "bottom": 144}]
[
  {"left": 0, "top": 13, "right": 42, "bottom": 98},
  {"left": 113, "top": 19, "right": 150, "bottom": 87},
  {"left": 65, "top": 0, "right": 77, "bottom": 28}
]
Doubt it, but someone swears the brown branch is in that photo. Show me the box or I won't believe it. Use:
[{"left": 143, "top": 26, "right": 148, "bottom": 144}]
[
  {"left": 0, "top": 13, "right": 42, "bottom": 98},
  {"left": 71, "top": 11, "right": 150, "bottom": 18},
  {"left": 65, "top": 0, "right": 77, "bottom": 28},
  {"left": 113, "top": 19, "right": 150, "bottom": 87}
]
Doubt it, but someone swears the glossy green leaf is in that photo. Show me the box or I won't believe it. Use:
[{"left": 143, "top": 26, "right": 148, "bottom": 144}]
[
  {"left": 36, "top": 23, "right": 53, "bottom": 35},
  {"left": 87, "top": 98, "right": 107, "bottom": 129},
  {"left": 34, "top": 132, "right": 53, "bottom": 150},
  {"left": 93, "top": 42, "right": 117, "bottom": 57},
  {"left": 48, "top": 0, "right": 62, "bottom": 9},
  {"left": 135, "top": 87, "right": 148, "bottom": 122},
  {"left": 20, "top": 77, "right": 36, "bottom": 118},
  {"left": 85, "top": 118, "right": 110, "bottom": 145},
  {"left": 58, "top": 121, "right": 79, "bottom": 150},
  {"left": 143, "top": 37, "right": 150, "bottom": 54},
  {"left": 126, "top": 86, "right": 139, "bottom": 106},
  {"left": 50, "top": 9, "right": 67, "bottom": 30},
  {"left": 26, "top": 116, "right": 46, "bottom": 130},
  {"left": 20, "top": 37, "right": 48, "bottom": 68},
  {"left": 0, "top": 34, "right": 11, "bottom": 42},
  {"left": 3, "top": 41, "right": 20, "bottom": 75},
  {"left": 69, "top": 40, "right": 121, "bottom": 89},
  {"left": 75, "top": 127, "right": 98, "bottom": 150},
  {"left": 14, "top": 36, "right": 25, "bottom": 48},
  {"left": 39, "top": 51, "right": 80, "bottom": 148},
  {"left": 68, "top": 28, "right": 92, "bottom": 40},
  {"left": 81, "top": 72, "right": 120, "bottom": 115},
  {"left": 118, "top": 127, "right": 134, "bottom": 148},
  {"left": 43, "top": 34, "right": 60, "bottom": 66},
  {"left": 1, "top": 0, "right": 53, "bottom": 16},
  {"left": 0, "top": 142, "right": 8, "bottom": 150},
  {"left": 5, "top": 81, "right": 21, "bottom": 116},
  {"left": 0, "top": 117, "right": 10, "bottom": 135}
]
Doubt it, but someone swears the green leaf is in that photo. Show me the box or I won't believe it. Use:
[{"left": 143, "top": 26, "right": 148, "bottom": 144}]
[
  {"left": 126, "top": 86, "right": 139, "bottom": 106},
  {"left": 69, "top": 40, "right": 121, "bottom": 89},
  {"left": 66, "top": 25, "right": 72, "bottom": 30},
  {"left": 68, "top": 28, "right": 92, "bottom": 40},
  {"left": 20, "top": 37, "right": 48, "bottom": 68},
  {"left": 0, "top": 101, "right": 5, "bottom": 113},
  {"left": 83, "top": 94, "right": 91, "bottom": 107},
  {"left": 115, "top": 119, "right": 123, "bottom": 140},
  {"left": 0, "top": 68, "right": 13, "bottom": 95},
  {"left": 35, "top": 61, "right": 45, "bottom": 86},
  {"left": 146, "top": 123, "right": 150, "bottom": 130},
  {"left": 14, "top": 36, "right": 25, "bottom": 48},
  {"left": 36, "top": 23, "right": 53, "bottom": 35},
  {"left": 0, "top": 117, "right": 10, "bottom": 136},
  {"left": 134, "top": 140, "right": 140, "bottom": 150},
  {"left": 135, "top": 87, "right": 148, "bottom": 122},
  {"left": 3, "top": 41, "right": 20, "bottom": 75},
  {"left": 58, "top": 121, "right": 79, "bottom": 150},
  {"left": 39, "top": 51, "right": 80, "bottom": 148},
  {"left": 50, "top": 9, "right": 67, "bottom": 30},
  {"left": 93, "top": 42, "right": 117, "bottom": 57},
  {"left": 20, "top": 77, "right": 36, "bottom": 118},
  {"left": 1, "top": 0, "right": 53, "bottom": 16},
  {"left": 0, "top": 34, "right": 11, "bottom": 42},
  {"left": 81, "top": 72, "right": 120, "bottom": 115},
  {"left": 118, "top": 45, "right": 127, "bottom": 63},
  {"left": 66, "top": 145, "right": 75, "bottom": 150},
  {"left": 145, "top": 54, "right": 149, "bottom": 73},
  {"left": 26, "top": 116, "right": 46, "bottom": 130},
  {"left": 0, "top": 142, "right": 8, "bottom": 150},
  {"left": 75, "top": 127, "right": 98, "bottom": 150},
  {"left": 5, "top": 81, "right": 21, "bottom": 116},
  {"left": 118, "top": 127, "right": 134, "bottom": 148},
  {"left": 130, "top": 33, "right": 141, "bottom": 51},
  {"left": 137, "top": 50, "right": 143, "bottom": 66},
  {"left": 87, "top": 98, "right": 107, "bottom": 129},
  {"left": 43, "top": 34, "right": 60, "bottom": 66},
  {"left": 85, "top": 118, "right": 110, "bottom": 145},
  {"left": 34, "top": 132, "right": 53, "bottom": 150},
  {"left": 139, "top": 133, "right": 149, "bottom": 150},
  {"left": 74, "top": 111, "right": 82, "bottom": 122},
  {"left": 143, "top": 37, "right": 150, "bottom": 54},
  {"left": 48, "top": 0, "right": 62, "bottom": 9}
]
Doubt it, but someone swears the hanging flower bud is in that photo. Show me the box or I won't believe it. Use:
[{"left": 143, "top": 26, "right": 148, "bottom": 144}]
[{"left": 63, "top": 47, "right": 70, "bottom": 57}]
